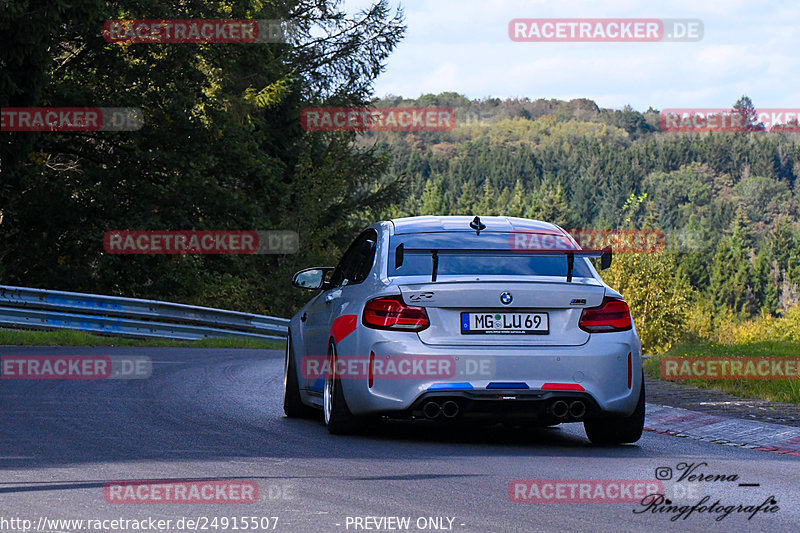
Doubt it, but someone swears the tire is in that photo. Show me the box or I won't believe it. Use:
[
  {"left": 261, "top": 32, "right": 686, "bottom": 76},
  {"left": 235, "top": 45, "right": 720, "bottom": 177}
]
[
  {"left": 584, "top": 376, "right": 645, "bottom": 445},
  {"left": 283, "top": 334, "right": 317, "bottom": 418},
  {"left": 323, "top": 341, "right": 361, "bottom": 435}
]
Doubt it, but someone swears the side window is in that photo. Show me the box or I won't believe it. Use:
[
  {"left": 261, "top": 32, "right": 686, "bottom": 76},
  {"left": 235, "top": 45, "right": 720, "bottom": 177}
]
[
  {"left": 328, "top": 248, "right": 355, "bottom": 288},
  {"left": 350, "top": 236, "right": 376, "bottom": 284},
  {"left": 328, "top": 230, "right": 378, "bottom": 288}
]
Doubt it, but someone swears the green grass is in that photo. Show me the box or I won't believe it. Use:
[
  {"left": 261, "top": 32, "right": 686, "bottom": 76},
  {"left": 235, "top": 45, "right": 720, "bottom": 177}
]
[
  {"left": 0, "top": 328, "right": 284, "bottom": 350},
  {"left": 644, "top": 340, "right": 800, "bottom": 405}
]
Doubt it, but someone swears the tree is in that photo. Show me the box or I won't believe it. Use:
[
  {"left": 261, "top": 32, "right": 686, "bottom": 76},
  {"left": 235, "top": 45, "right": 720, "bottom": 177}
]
[
  {"left": 731, "top": 95, "right": 765, "bottom": 132},
  {"left": 707, "top": 209, "right": 758, "bottom": 315},
  {"left": 507, "top": 179, "right": 527, "bottom": 216},
  {"left": 526, "top": 179, "right": 576, "bottom": 226},
  {"left": 455, "top": 181, "right": 477, "bottom": 214},
  {"left": 752, "top": 249, "right": 779, "bottom": 315},
  {"left": 0, "top": 0, "right": 406, "bottom": 316},
  {"left": 476, "top": 180, "right": 497, "bottom": 215},
  {"left": 419, "top": 175, "right": 445, "bottom": 215}
]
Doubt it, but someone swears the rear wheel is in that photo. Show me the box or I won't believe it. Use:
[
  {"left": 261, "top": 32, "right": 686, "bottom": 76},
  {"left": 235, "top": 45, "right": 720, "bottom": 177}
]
[
  {"left": 283, "top": 334, "right": 317, "bottom": 418},
  {"left": 584, "top": 376, "right": 645, "bottom": 445},
  {"left": 323, "top": 342, "right": 361, "bottom": 435}
]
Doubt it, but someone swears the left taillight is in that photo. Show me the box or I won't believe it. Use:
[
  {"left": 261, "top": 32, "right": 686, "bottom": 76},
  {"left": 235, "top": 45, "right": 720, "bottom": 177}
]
[
  {"left": 579, "top": 297, "right": 632, "bottom": 333},
  {"left": 362, "top": 297, "right": 429, "bottom": 332}
]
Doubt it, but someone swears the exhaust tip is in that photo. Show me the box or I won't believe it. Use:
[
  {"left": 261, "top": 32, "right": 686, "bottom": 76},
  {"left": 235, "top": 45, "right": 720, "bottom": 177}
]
[
  {"left": 569, "top": 400, "right": 586, "bottom": 419},
  {"left": 422, "top": 401, "right": 442, "bottom": 419},
  {"left": 551, "top": 400, "right": 569, "bottom": 418},
  {"left": 441, "top": 400, "right": 460, "bottom": 418}
]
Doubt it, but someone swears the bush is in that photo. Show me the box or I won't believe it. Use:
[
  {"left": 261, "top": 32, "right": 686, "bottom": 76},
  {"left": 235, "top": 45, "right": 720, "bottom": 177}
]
[
  {"left": 600, "top": 252, "right": 693, "bottom": 354},
  {"left": 725, "top": 305, "right": 800, "bottom": 344}
]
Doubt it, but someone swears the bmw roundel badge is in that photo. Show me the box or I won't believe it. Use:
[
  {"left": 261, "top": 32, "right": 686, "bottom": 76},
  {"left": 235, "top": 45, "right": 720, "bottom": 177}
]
[{"left": 500, "top": 292, "right": 513, "bottom": 305}]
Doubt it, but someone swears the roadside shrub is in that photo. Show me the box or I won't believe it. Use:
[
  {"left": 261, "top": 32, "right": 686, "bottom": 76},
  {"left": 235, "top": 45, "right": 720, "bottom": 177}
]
[
  {"left": 728, "top": 305, "right": 800, "bottom": 343},
  {"left": 601, "top": 252, "right": 693, "bottom": 354}
]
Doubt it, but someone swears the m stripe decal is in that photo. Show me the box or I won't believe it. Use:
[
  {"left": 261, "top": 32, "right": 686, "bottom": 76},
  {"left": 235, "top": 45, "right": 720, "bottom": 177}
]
[{"left": 330, "top": 315, "right": 358, "bottom": 343}]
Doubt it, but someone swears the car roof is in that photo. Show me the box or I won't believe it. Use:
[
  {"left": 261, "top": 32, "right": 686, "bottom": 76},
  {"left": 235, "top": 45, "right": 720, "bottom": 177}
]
[{"left": 388, "top": 216, "right": 564, "bottom": 235}]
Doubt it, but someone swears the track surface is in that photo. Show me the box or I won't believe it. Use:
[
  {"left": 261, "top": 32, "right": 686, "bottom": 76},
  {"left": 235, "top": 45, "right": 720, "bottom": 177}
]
[{"left": 1, "top": 346, "right": 799, "bottom": 533}]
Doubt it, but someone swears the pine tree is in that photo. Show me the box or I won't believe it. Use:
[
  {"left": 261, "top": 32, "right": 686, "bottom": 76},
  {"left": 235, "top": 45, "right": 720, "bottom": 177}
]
[
  {"left": 476, "top": 180, "right": 497, "bottom": 215},
  {"left": 455, "top": 181, "right": 478, "bottom": 215},
  {"left": 527, "top": 180, "right": 577, "bottom": 227},
  {"left": 507, "top": 180, "right": 527, "bottom": 217},
  {"left": 731, "top": 95, "right": 765, "bottom": 132},
  {"left": 707, "top": 209, "right": 758, "bottom": 314},
  {"left": 752, "top": 249, "right": 779, "bottom": 314},
  {"left": 419, "top": 176, "right": 445, "bottom": 215}
]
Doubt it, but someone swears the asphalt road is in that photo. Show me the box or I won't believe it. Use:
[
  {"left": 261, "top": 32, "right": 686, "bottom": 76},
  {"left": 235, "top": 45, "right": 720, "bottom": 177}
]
[{"left": 1, "top": 346, "right": 799, "bottom": 533}]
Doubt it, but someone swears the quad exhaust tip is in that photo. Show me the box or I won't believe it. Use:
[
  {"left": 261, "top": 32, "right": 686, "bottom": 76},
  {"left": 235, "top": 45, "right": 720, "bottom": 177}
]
[
  {"left": 569, "top": 400, "right": 586, "bottom": 418},
  {"left": 551, "top": 400, "right": 569, "bottom": 418},
  {"left": 551, "top": 399, "right": 586, "bottom": 419},
  {"left": 422, "top": 401, "right": 442, "bottom": 419},
  {"left": 422, "top": 400, "right": 461, "bottom": 419},
  {"left": 441, "top": 400, "right": 460, "bottom": 418}
]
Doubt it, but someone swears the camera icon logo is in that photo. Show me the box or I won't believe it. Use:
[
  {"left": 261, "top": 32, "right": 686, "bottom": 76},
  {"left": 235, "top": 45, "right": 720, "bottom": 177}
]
[{"left": 655, "top": 467, "right": 673, "bottom": 480}]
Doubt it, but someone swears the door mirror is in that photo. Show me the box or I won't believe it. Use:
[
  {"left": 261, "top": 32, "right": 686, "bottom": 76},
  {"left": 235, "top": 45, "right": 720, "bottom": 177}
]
[
  {"left": 600, "top": 246, "right": 612, "bottom": 270},
  {"left": 292, "top": 267, "right": 333, "bottom": 290}
]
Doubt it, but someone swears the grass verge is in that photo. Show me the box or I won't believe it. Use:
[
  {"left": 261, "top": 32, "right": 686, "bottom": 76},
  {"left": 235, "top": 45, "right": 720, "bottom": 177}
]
[
  {"left": 644, "top": 340, "right": 800, "bottom": 405},
  {"left": 0, "top": 328, "right": 284, "bottom": 350}
]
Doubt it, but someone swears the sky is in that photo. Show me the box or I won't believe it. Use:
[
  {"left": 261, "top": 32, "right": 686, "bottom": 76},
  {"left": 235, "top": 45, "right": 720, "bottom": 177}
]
[{"left": 342, "top": 0, "right": 800, "bottom": 112}]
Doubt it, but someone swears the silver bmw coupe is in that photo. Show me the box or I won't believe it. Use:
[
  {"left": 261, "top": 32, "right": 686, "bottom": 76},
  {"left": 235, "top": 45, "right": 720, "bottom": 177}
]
[{"left": 284, "top": 215, "right": 644, "bottom": 445}]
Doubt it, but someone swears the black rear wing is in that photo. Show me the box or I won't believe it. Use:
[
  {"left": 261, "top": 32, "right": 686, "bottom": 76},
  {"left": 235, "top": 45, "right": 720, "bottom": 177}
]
[{"left": 395, "top": 245, "right": 613, "bottom": 283}]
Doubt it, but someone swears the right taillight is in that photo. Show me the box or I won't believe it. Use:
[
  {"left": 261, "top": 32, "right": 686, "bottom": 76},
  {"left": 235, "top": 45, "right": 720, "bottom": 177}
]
[
  {"left": 579, "top": 297, "right": 632, "bottom": 333},
  {"left": 362, "top": 297, "right": 430, "bottom": 332}
]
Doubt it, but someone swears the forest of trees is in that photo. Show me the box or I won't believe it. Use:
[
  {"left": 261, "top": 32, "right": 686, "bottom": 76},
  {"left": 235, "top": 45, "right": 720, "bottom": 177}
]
[{"left": 0, "top": 0, "right": 406, "bottom": 314}]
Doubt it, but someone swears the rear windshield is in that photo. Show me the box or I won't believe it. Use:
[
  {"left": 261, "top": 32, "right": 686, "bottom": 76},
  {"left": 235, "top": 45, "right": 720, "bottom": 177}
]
[{"left": 389, "top": 232, "right": 594, "bottom": 278}]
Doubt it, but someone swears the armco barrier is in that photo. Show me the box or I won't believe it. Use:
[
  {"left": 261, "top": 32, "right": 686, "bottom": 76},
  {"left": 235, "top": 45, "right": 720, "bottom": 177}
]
[{"left": 0, "top": 285, "right": 288, "bottom": 340}]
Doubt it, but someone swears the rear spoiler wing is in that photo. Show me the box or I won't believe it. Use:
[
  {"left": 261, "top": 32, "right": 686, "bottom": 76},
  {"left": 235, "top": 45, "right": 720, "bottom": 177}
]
[{"left": 395, "top": 245, "right": 613, "bottom": 283}]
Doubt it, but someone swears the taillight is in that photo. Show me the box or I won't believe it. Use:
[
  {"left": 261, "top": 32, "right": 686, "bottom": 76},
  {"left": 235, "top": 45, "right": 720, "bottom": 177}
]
[
  {"left": 579, "top": 297, "right": 632, "bottom": 333},
  {"left": 362, "top": 297, "right": 429, "bottom": 332}
]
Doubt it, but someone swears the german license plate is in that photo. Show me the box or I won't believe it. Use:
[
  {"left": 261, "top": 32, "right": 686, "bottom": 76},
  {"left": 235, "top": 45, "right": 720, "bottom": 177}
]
[{"left": 460, "top": 312, "right": 549, "bottom": 335}]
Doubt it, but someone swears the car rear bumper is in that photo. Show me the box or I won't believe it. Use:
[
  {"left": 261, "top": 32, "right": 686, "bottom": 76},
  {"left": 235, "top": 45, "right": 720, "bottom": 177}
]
[
  {"left": 339, "top": 330, "right": 642, "bottom": 418},
  {"left": 406, "top": 389, "right": 603, "bottom": 424}
]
